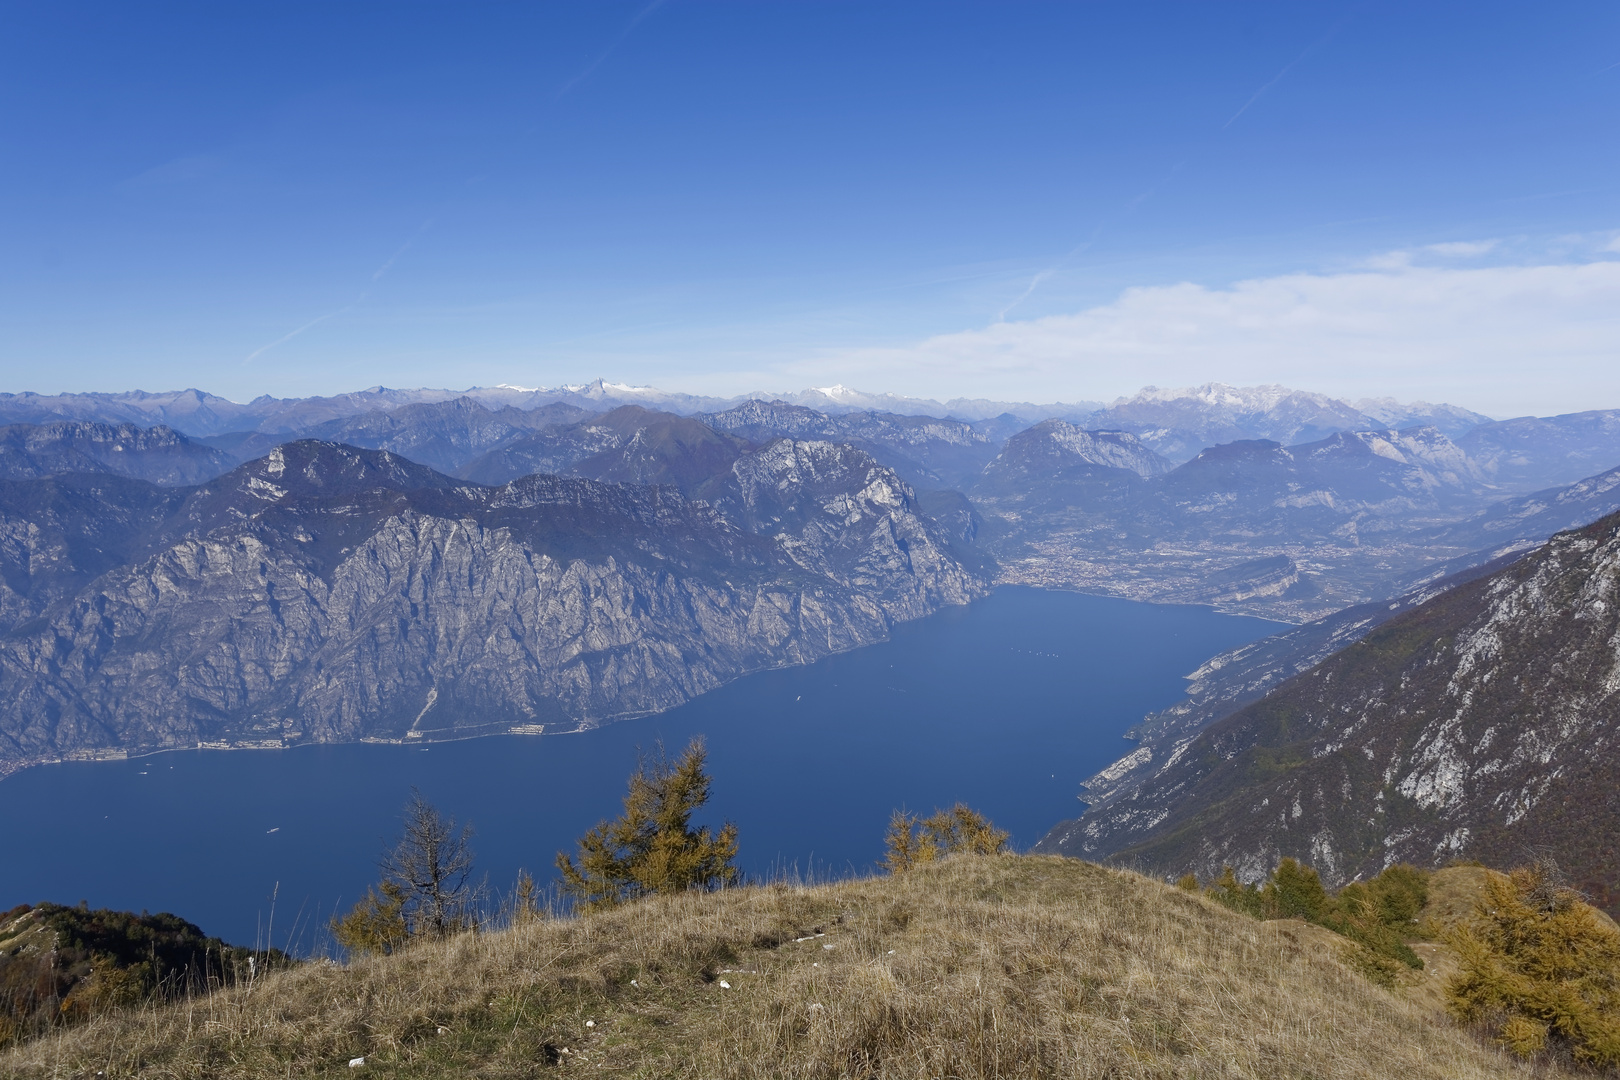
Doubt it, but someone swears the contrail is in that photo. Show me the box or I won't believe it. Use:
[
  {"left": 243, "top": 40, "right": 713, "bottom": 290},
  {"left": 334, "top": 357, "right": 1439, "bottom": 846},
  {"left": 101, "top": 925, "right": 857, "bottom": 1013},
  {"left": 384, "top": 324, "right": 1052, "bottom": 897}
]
[
  {"left": 998, "top": 160, "right": 1185, "bottom": 321},
  {"left": 372, "top": 218, "right": 435, "bottom": 281},
  {"left": 244, "top": 216, "right": 435, "bottom": 364},
  {"left": 1224, "top": 16, "right": 1352, "bottom": 129},
  {"left": 246, "top": 1, "right": 671, "bottom": 368},
  {"left": 1004, "top": 12, "right": 1354, "bottom": 317},
  {"left": 998, "top": 269, "right": 1057, "bottom": 322},
  {"left": 556, "top": 0, "right": 669, "bottom": 99},
  {"left": 242, "top": 307, "right": 352, "bottom": 366}
]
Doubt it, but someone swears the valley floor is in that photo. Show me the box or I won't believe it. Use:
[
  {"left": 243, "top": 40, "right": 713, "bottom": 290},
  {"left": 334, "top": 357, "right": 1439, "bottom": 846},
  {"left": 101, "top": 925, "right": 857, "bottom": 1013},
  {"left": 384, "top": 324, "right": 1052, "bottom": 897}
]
[{"left": 3, "top": 856, "right": 1572, "bottom": 1079}]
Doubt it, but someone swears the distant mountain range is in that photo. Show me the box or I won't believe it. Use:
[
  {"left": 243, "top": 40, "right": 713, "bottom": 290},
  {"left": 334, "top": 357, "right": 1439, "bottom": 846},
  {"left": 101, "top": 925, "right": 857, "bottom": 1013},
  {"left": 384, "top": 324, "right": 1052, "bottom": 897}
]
[
  {"left": 0, "top": 422, "right": 235, "bottom": 485},
  {"left": 1036, "top": 508, "right": 1620, "bottom": 914},
  {"left": 199, "top": 398, "right": 591, "bottom": 475},
  {"left": 0, "top": 380, "right": 1096, "bottom": 433},
  {"left": 968, "top": 416, "right": 1620, "bottom": 619},
  {"left": 1074, "top": 385, "right": 1492, "bottom": 461},
  {"left": 3, "top": 378, "right": 1620, "bottom": 783},
  {"left": 4, "top": 384, "right": 1620, "bottom": 624},
  {"left": 0, "top": 380, "right": 1487, "bottom": 446}
]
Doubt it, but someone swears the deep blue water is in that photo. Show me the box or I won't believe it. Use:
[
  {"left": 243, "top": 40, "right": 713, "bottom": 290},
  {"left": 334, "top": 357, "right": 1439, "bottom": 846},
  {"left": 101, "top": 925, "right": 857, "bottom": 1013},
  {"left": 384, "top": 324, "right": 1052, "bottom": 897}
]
[{"left": 0, "top": 588, "right": 1280, "bottom": 950}]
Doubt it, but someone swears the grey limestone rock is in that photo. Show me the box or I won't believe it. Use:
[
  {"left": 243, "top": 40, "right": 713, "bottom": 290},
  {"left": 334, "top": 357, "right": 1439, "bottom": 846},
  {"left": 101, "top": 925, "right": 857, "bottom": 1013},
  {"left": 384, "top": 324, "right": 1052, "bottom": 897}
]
[{"left": 0, "top": 439, "right": 983, "bottom": 776}]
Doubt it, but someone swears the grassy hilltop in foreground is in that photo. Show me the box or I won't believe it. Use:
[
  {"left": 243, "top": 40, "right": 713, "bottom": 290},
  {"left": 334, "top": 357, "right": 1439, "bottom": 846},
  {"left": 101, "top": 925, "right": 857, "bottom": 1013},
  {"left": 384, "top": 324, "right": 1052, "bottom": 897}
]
[{"left": 2, "top": 857, "right": 1575, "bottom": 1080}]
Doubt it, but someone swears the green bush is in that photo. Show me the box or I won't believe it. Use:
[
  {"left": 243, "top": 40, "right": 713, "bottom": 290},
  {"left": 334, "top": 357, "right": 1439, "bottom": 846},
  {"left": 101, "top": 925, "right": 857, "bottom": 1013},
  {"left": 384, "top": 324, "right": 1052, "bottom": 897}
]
[
  {"left": 1266, "top": 858, "right": 1328, "bottom": 921},
  {"left": 330, "top": 882, "right": 409, "bottom": 957},
  {"left": 1208, "top": 866, "right": 1267, "bottom": 918},
  {"left": 1205, "top": 861, "right": 1429, "bottom": 982},
  {"left": 1318, "top": 865, "right": 1428, "bottom": 976}
]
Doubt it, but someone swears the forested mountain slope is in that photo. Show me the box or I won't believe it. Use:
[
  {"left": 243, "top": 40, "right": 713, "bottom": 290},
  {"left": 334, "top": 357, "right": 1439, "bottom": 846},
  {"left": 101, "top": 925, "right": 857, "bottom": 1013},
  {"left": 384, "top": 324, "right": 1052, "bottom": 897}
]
[{"left": 1037, "top": 510, "right": 1620, "bottom": 913}]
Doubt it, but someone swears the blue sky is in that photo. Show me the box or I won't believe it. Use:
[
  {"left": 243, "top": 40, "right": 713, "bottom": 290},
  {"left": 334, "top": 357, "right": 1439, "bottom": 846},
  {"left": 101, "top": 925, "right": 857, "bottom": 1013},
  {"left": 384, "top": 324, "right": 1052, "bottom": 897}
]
[{"left": 2, "top": 1, "right": 1618, "bottom": 413}]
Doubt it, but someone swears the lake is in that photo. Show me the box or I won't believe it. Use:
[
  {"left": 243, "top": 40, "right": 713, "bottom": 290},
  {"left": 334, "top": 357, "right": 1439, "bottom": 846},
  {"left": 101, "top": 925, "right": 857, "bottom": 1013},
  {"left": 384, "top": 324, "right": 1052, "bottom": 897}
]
[{"left": 0, "top": 587, "right": 1280, "bottom": 950}]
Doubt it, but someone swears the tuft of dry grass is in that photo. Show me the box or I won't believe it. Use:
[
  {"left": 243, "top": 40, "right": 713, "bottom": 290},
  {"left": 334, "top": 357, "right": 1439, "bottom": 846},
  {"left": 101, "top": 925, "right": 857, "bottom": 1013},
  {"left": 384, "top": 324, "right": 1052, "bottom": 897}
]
[{"left": 1, "top": 856, "right": 1581, "bottom": 1079}]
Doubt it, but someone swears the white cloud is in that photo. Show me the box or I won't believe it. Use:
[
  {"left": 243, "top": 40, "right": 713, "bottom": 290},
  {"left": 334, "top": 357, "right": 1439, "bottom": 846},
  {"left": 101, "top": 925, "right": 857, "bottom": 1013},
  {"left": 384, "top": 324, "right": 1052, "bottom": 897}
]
[
  {"left": 1424, "top": 239, "right": 1500, "bottom": 258},
  {"left": 793, "top": 254, "right": 1620, "bottom": 415}
]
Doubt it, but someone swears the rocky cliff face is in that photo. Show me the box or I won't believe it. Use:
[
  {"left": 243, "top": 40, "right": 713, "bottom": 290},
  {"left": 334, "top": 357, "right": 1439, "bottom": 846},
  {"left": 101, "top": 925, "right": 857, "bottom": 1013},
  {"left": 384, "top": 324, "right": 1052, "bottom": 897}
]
[
  {"left": 1036, "top": 510, "right": 1620, "bottom": 912},
  {"left": 0, "top": 440, "right": 982, "bottom": 778},
  {"left": 0, "top": 475, "right": 187, "bottom": 632}
]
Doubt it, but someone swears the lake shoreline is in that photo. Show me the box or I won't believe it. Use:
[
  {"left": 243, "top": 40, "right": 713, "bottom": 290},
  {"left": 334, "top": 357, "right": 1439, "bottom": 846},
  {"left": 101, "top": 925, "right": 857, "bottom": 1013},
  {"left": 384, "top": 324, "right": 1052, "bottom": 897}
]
[
  {"left": 0, "top": 585, "right": 1269, "bottom": 785},
  {"left": 5, "top": 587, "right": 1282, "bottom": 947}
]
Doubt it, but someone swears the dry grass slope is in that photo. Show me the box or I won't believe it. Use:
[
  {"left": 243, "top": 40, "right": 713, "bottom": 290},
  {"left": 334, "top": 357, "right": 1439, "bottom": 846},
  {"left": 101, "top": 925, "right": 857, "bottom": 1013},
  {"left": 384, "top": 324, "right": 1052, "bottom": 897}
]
[{"left": 1, "top": 856, "right": 1576, "bottom": 1079}]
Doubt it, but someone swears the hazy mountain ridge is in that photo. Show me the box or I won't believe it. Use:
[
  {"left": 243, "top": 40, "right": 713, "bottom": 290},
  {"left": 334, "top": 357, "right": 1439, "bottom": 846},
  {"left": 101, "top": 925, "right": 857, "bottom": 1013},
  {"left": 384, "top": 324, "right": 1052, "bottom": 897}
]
[
  {"left": 0, "top": 389, "right": 265, "bottom": 436},
  {"left": 1352, "top": 396, "right": 1498, "bottom": 435},
  {"left": 1075, "top": 384, "right": 1494, "bottom": 463},
  {"left": 699, "top": 399, "right": 1000, "bottom": 490},
  {"left": 1157, "top": 428, "right": 1487, "bottom": 518},
  {"left": 1081, "top": 384, "right": 1383, "bottom": 462},
  {"left": 0, "top": 440, "right": 982, "bottom": 779},
  {"left": 1035, "top": 509, "right": 1620, "bottom": 912},
  {"left": 1429, "top": 463, "right": 1620, "bottom": 553},
  {"left": 0, "top": 381, "right": 1079, "bottom": 434},
  {"left": 199, "top": 398, "right": 590, "bottom": 475},
  {"left": 768, "top": 384, "right": 1104, "bottom": 421},
  {"left": 458, "top": 406, "right": 753, "bottom": 491},
  {"left": 1456, "top": 408, "right": 1620, "bottom": 491},
  {"left": 0, "top": 380, "right": 1485, "bottom": 440},
  {"left": 0, "top": 422, "right": 235, "bottom": 485},
  {"left": 977, "top": 420, "right": 1173, "bottom": 489},
  {"left": 973, "top": 418, "right": 1620, "bottom": 620},
  {"left": 973, "top": 425, "right": 1503, "bottom": 620},
  {"left": 2, "top": 384, "right": 1618, "bottom": 624}
]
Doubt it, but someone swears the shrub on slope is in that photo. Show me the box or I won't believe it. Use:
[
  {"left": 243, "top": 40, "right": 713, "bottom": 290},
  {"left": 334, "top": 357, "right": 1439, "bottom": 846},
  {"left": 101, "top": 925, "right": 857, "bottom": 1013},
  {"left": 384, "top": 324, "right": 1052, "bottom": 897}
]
[
  {"left": 1204, "top": 859, "right": 1430, "bottom": 984},
  {"left": 1447, "top": 863, "right": 1620, "bottom": 1067},
  {"left": 0, "top": 903, "right": 284, "bottom": 1048}
]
